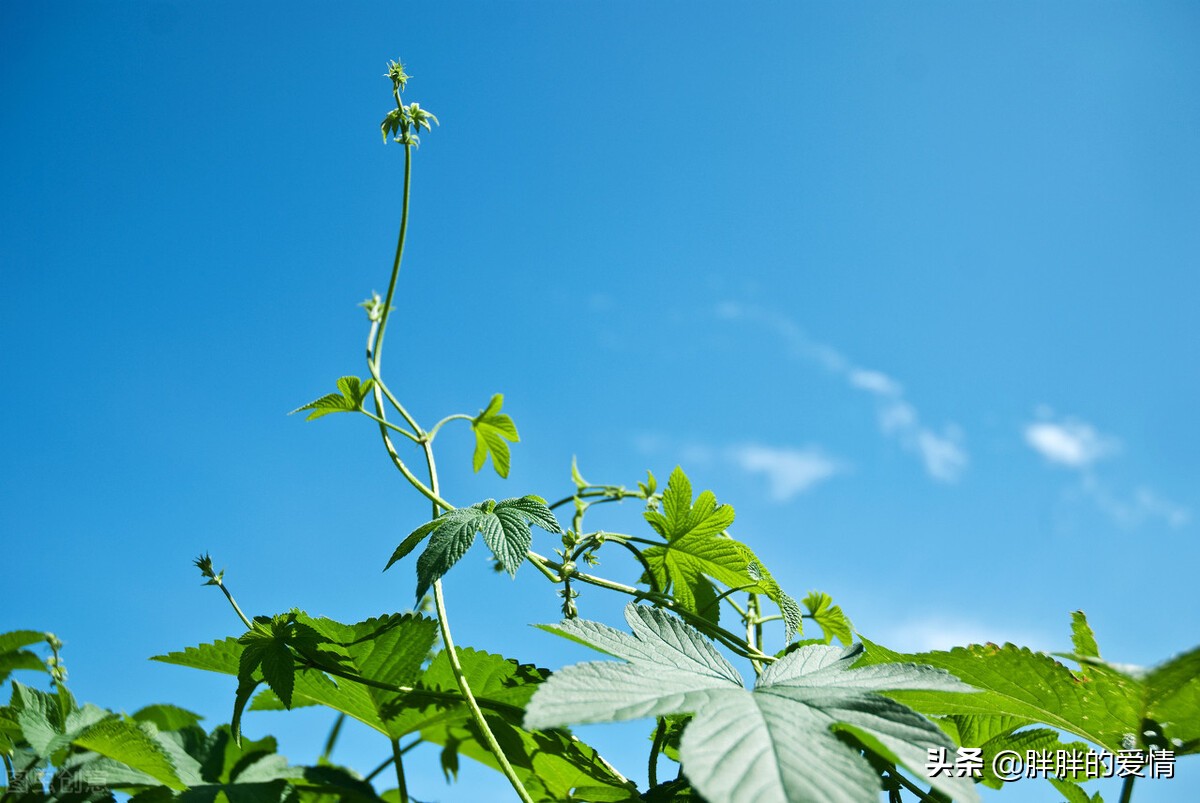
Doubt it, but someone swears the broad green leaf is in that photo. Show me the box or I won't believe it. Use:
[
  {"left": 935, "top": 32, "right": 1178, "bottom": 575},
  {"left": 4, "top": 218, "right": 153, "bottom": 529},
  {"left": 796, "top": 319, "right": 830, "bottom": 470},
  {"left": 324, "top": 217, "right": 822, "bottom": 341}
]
[
  {"left": 158, "top": 613, "right": 438, "bottom": 743},
  {"left": 860, "top": 612, "right": 1200, "bottom": 757},
  {"left": 642, "top": 467, "right": 802, "bottom": 641},
  {"left": 0, "top": 630, "right": 49, "bottom": 655},
  {"left": 406, "top": 649, "right": 637, "bottom": 801},
  {"left": 527, "top": 604, "right": 979, "bottom": 803},
  {"left": 471, "top": 393, "right": 519, "bottom": 477},
  {"left": 1143, "top": 644, "right": 1200, "bottom": 753},
  {"left": 7, "top": 681, "right": 108, "bottom": 761},
  {"left": 389, "top": 496, "right": 560, "bottom": 599},
  {"left": 132, "top": 705, "right": 203, "bottom": 732},
  {"left": 0, "top": 650, "right": 47, "bottom": 685},
  {"left": 0, "top": 630, "right": 51, "bottom": 684},
  {"left": 73, "top": 717, "right": 185, "bottom": 790},
  {"left": 153, "top": 637, "right": 243, "bottom": 676},
  {"left": 289, "top": 376, "right": 375, "bottom": 421},
  {"left": 802, "top": 591, "right": 853, "bottom": 646}
]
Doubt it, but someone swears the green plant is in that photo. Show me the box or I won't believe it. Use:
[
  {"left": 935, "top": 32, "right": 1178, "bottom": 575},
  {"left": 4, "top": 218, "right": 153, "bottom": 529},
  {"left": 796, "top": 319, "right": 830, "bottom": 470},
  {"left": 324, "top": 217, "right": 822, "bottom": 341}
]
[{"left": 3, "top": 58, "right": 1197, "bottom": 803}]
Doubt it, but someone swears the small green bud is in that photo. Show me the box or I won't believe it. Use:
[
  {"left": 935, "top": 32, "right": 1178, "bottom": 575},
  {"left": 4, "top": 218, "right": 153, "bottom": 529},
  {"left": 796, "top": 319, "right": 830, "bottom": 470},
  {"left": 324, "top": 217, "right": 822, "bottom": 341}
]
[
  {"left": 561, "top": 561, "right": 576, "bottom": 578},
  {"left": 385, "top": 59, "right": 409, "bottom": 91},
  {"left": 359, "top": 292, "right": 384, "bottom": 322}
]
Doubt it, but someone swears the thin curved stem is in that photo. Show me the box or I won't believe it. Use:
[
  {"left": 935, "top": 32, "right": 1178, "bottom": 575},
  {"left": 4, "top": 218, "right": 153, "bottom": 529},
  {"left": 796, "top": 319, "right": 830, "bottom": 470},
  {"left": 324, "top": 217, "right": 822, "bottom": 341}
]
[
  {"left": 571, "top": 536, "right": 661, "bottom": 595},
  {"left": 426, "top": 413, "right": 474, "bottom": 442},
  {"left": 320, "top": 713, "right": 344, "bottom": 762},
  {"left": 548, "top": 488, "right": 644, "bottom": 511},
  {"left": 434, "top": 580, "right": 535, "bottom": 803},
  {"left": 526, "top": 551, "right": 775, "bottom": 663},
  {"left": 420, "top": 439, "right": 533, "bottom": 803},
  {"left": 360, "top": 409, "right": 421, "bottom": 442}
]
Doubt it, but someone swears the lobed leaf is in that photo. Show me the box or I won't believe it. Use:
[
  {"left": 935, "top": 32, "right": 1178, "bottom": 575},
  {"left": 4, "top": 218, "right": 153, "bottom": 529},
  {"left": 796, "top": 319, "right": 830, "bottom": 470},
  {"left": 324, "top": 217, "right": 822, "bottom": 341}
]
[
  {"left": 289, "top": 376, "right": 374, "bottom": 421},
  {"left": 390, "top": 496, "right": 560, "bottom": 599},
  {"left": 527, "top": 604, "right": 979, "bottom": 803},
  {"left": 642, "top": 467, "right": 803, "bottom": 641},
  {"left": 471, "top": 393, "right": 520, "bottom": 477}
]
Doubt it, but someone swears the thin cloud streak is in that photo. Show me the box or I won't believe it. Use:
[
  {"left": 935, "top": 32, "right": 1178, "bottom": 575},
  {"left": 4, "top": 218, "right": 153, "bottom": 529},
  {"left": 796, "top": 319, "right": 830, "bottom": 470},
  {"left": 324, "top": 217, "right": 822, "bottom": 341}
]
[
  {"left": 1025, "top": 408, "right": 1189, "bottom": 529},
  {"left": 727, "top": 444, "right": 845, "bottom": 502},
  {"left": 716, "top": 303, "right": 968, "bottom": 483}
]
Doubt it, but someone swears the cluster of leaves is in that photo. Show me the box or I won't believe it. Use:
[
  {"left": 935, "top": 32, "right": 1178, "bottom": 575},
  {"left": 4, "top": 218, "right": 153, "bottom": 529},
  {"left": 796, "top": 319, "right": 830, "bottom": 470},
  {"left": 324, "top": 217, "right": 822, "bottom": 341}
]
[
  {"left": 152, "top": 610, "right": 638, "bottom": 802},
  {"left": 1, "top": 632, "right": 378, "bottom": 802}
]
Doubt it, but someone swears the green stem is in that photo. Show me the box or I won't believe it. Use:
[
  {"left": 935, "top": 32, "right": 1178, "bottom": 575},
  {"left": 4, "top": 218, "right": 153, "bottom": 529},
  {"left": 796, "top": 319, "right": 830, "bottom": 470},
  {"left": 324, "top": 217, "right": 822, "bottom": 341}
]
[
  {"left": 371, "top": 145, "right": 413, "bottom": 400},
  {"left": 570, "top": 536, "right": 661, "bottom": 595},
  {"left": 1119, "top": 774, "right": 1136, "bottom": 803},
  {"left": 419, "top": 438, "right": 533, "bottom": 803},
  {"left": 390, "top": 737, "right": 409, "bottom": 803},
  {"left": 648, "top": 718, "right": 667, "bottom": 788},
  {"left": 548, "top": 487, "right": 642, "bottom": 511},
  {"left": 360, "top": 409, "right": 421, "bottom": 442},
  {"left": 526, "top": 551, "right": 775, "bottom": 663},
  {"left": 216, "top": 580, "right": 253, "bottom": 630},
  {"left": 364, "top": 739, "right": 420, "bottom": 782},
  {"left": 426, "top": 413, "right": 474, "bottom": 441},
  {"left": 320, "top": 713, "right": 344, "bottom": 762},
  {"left": 434, "top": 579, "right": 535, "bottom": 803},
  {"left": 888, "top": 769, "right": 941, "bottom": 803},
  {"left": 364, "top": 352, "right": 421, "bottom": 434}
]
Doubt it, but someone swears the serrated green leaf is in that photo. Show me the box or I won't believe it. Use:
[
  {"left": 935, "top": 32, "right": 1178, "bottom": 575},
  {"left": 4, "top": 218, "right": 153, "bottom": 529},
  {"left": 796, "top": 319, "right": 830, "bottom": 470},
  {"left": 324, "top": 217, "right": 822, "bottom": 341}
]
[
  {"left": 1071, "top": 610, "right": 1101, "bottom": 659},
  {"left": 289, "top": 376, "right": 374, "bottom": 421},
  {"left": 860, "top": 613, "right": 1200, "bottom": 758},
  {"left": 153, "top": 636, "right": 243, "bottom": 676},
  {"left": 238, "top": 614, "right": 321, "bottom": 710},
  {"left": 132, "top": 705, "right": 203, "bottom": 733},
  {"left": 405, "top": 648, "right": 638, "bottom": 801},
  {"left": 383, "top": 518, "right": 441, "bottom": 571},
  {"left": 641, "top": 467, "right": 801, "bottom": 640},
  {"left": 471, "top": 394, "right": 519, "bottom": 477},
  {"left": 527, "top": 604, "right": 979, "bottom": 803},
  {"left": 1143, "top": 644, "right": 1200, "bottom": 753},
  {"left": 73, "top": 717, "right": 185, "bottom": 790},
  {"left": 803, "top": 591, "right": 853, "bottom": 646},
  {"left": 160, "top": 613, "right": 438, "bottom": 746},
  {"left": 404, "top": 497, "right": 560, "bottom": 599}
]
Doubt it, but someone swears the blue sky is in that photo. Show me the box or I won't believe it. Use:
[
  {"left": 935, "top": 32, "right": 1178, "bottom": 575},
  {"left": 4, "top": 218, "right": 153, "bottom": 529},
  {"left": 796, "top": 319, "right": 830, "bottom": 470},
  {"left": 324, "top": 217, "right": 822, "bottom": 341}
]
[{"left": 3, "top": 3, "right": 1198, "bottom": 800}]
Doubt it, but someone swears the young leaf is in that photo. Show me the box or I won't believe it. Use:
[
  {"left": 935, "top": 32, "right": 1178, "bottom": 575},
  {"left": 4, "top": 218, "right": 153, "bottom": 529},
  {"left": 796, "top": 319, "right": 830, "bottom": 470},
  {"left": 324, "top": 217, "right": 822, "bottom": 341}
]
[
  {"left": 470, "top": 394, "right": 519, "bottom": 477},
  {"left": 642, "top": 467, "right": 802, "bottom": 640},
  {"left": 803, "top": 591, "right": 854, "bottom": 646},
  {"left": 526, "top": 604, "right": 979, "bottom": 803},
  {"left": 237, "top": 614, "right": 321, "bottom": 710},
  {"left": 289, "top": 376, "right": 375, "bottom": 421},
  {"left": 390, "top": 496, "right": 560, "bottom": 599}
]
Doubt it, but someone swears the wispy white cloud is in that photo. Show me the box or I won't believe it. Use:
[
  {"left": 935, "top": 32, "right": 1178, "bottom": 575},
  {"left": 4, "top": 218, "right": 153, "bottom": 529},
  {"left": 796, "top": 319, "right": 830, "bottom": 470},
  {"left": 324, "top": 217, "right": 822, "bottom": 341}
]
[
  {"left": 1024, "top": 416, "right": 1118, "bottom": 468},
  {"left": 727, "top": 444, "right": 845, "bottom": 502},
  {"left": 716, "top": 303, "right": 968, "bottom": 482},
  {"left": 1025, "top": 408, "right": 1189, "bottom": 529},
  {"left": 633, "top": 434, "right": 845, "bottom": 502}
]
